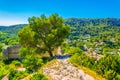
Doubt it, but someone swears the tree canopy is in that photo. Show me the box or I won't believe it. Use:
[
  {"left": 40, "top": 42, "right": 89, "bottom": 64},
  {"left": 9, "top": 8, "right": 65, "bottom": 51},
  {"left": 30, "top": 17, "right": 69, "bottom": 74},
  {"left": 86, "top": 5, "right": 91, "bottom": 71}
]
[{"left": 18, "top": 14, "right": 70, "bottom": 57}]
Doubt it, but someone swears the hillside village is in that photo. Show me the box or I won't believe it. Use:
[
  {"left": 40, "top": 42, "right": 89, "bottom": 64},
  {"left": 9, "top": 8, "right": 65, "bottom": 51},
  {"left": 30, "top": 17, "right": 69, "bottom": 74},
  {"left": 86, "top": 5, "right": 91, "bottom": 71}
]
[{"left": 0, "top": 17, "right": 120, "bottom": 80}]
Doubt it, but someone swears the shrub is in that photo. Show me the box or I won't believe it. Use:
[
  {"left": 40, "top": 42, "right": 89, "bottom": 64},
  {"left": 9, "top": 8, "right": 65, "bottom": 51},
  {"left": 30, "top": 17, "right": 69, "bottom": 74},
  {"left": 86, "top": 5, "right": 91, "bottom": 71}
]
[
  {"left": 11, "top": 60, "right": 22, "bottom": 67},
  {"left": 30, "top": 73, "right": 48, "bottom": 80},
  {"left": 0, "top": 62, "right": 13, "bottom": 79},
  {"left": 23, "top": 55, "right": 43, "bottom": 72},
  {"left": 9, "top": 70, "right": 29, "bottom": 80},
  {"left": 94, "top": 54, "right": 120, "bottom": 79},
  {"left": 104, "top": 70, "right": 116, "bottom": 80},
  {"left": 0, "top": 52, "right": 2, "bottom": 61},
  {"left": 71, "top": 53, "right": 120, "bottom": 79},
  {"left": 115, "top": 74, "right": 120, "bottom": 80},
  {"left": 70, "top": 52, "right": 94, "bottom": 68},
  {"left": 66, "top": 47, "right": 83, "bottom": 55}
]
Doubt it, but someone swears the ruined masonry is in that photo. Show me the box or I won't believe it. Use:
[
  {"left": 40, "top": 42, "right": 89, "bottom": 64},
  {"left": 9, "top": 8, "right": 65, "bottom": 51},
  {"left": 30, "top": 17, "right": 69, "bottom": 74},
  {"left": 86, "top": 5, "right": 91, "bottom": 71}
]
[{"left": 2, "top": 45, "right": 21, "bottom": 60}]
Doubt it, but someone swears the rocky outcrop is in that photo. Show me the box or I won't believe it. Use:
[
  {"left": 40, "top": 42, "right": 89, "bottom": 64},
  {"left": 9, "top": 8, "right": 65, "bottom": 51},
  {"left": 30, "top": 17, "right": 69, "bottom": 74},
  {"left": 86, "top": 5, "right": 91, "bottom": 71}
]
[{"left": 42, "top": 58, "right": 94, "bottom": 80}]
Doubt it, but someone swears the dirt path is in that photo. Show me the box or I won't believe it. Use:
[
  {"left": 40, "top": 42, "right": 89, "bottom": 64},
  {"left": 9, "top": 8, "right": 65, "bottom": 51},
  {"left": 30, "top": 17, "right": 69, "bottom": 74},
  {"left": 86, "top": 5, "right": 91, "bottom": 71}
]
[
  {"left": 2, "top": 73, "right": 9, "bottom": 80},
  {"left": 2, "top": 68, "right": 26, "bottom": 80},
  {"left": 42, "top": 57, "right": 94, "bottom": 80}
]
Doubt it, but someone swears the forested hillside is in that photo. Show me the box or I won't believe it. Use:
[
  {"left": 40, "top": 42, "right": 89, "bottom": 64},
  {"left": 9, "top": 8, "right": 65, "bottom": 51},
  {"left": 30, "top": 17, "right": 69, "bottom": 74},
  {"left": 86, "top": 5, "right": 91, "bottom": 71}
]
[
  {"left": 64, "top": 18, "right": 120, "bottom": 55},
  {"left": 0, "top": 18, "right": 120, "bottom": 54},
  {"left": 64, "top": 18, "right": 120, "bottom": 80},
  {"left": 0, "top": 24, "right": 27, "bottom": 35},
  {"left": 0, "top": 18, "right": 120, "bottom": 80},
  {"left": 65, "top": 18, "right": 120, "bottom": 39}
]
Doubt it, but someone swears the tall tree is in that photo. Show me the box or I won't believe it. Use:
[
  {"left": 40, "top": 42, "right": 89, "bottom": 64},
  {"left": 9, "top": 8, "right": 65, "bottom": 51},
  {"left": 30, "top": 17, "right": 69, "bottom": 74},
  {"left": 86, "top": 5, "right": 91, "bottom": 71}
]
[{"left": 18, "top": 14, "right": 70, "bottom": 57}]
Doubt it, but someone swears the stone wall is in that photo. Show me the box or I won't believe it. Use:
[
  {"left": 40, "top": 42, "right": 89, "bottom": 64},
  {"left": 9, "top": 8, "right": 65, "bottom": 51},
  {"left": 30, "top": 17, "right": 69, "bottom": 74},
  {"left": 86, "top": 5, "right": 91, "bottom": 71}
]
[{"left": 2, "top": 45, "right": 21, "bottom": 60}]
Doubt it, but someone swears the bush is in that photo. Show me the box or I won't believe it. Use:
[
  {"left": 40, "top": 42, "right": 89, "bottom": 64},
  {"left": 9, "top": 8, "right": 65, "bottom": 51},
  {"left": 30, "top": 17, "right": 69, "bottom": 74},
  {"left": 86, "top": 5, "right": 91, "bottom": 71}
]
[
  {"left": 30, "top": 73, "right": 48, "bottom": 80},
  {"left": 115, "top": 74, "right": 120, "bottom": 80},
  {"left": 70, "top": 52, "right": 94, "bottom": 68},
  {"left": 23, "top": 55, "right": 43, "bottom": 72},
  {"left": 19, "top": 47, "right": 30, "bottom": 57},
  {"left": 66, "top": 47, "right": 83, "bottom": 55},
  {"left": 0, "top": 52, "right": 2, "bottom": 61},
  {"left": 71, "top": 53, "right": 120, "bottom": 79},
  {"left": 9, "top": 70, "right": 29, "bottom": 80},
  {"left": 94, "top": 54, "right": 120, "bottom": 79},
  {"left": 104, "top": 70, "right": 116, "bottom": 80},
  {"left": 11, "top": 60, "right": 22, "bottom": 67},
  {"left": 0, "top": 62, "right": 13, "bottom": 79}
]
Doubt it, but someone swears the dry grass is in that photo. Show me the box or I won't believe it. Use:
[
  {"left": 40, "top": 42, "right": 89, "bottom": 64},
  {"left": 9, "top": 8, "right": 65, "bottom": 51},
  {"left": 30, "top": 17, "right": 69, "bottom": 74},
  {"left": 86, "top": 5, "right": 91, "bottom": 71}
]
[
  {"left": 22, "top": 59, "right": 57, "bottom": 80},
  {"left": 71, "top": 63, "right": 106, "bottom": 80},
  {"left": 38, "top": 59, "right": 58, "bottom": 80},
  {"left": 38, "top": 59, "right": 58, "bottom": 72}
]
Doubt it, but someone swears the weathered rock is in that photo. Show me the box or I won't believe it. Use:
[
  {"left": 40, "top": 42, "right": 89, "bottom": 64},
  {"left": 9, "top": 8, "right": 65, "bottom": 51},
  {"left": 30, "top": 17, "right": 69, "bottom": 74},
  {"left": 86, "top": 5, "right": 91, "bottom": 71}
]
[
  {"left": 2, "top": 45, "right": 21, "bottom": 60},
  {"left": 42, "top": 58, "right": 94, "bottom": 80}
]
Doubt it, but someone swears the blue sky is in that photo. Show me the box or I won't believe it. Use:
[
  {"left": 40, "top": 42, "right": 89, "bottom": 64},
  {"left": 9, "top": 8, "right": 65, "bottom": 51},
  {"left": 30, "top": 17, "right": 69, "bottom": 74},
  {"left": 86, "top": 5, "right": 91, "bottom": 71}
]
[{"left": 0, "top": 0, "right": 120, "bottom": 26}]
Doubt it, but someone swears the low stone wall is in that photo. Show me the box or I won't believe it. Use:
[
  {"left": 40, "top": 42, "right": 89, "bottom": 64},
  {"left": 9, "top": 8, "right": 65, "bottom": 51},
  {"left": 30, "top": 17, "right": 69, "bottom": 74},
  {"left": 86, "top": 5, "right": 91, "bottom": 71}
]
[{"left": 2, "top": 45, "right": 21, "bottom": 60}]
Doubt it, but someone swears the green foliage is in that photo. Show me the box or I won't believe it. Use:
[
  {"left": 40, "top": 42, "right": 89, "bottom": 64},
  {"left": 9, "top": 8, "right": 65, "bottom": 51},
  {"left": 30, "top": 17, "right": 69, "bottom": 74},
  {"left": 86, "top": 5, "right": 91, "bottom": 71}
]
[
  {"left": 18, "top": 26, "right": 35, "bottom": 48},
  {"left": 19, "top": 47, "right": 31, "bottom": 57},
  {"left": 70, "top": 53, "right": 95, "bottom": 68},
  {"left": 18, "top": 14, "right": 70, "bottom": 57},
  {"left": 94, "top": 54, "right": 120, "bottom": 79},
  {"left": 0, "top": 24, "right": 27, "bottom": 35},
  {"left": 0, "top": 44, "right": 3, "bottom": 61},
  {"left": 66, "top": 47, "right": 82, "bottom": 55},
  {"left": 30, "top": 73, "right": 48, "bottom": 80},
  {"left": 0, "top": 62, "right": 13, "bottom": 79},
  {"left": 0, "top": 31, "right": 18, "bottom": 46},
  {"left": 11, "top": 60, "right": 22, "bottom": 67},
  {"left": 66, "top": 18, "right": 120, "bottom": 55},
  {"left": 103, "top": 70, "right": 116, "bottom": 80},
  {"left": 1, "top": 17, "right": 120, "bottom": 80},
  {"left": 0, "top": 52, "right": 2, "bottom": 61},
  {"left": 0, "top": 44, "right": 3, "bottom": 52},
  {"left": 61, "top": 41, "right": 70, "bottom": 53},
  {"left": 19, "top": 47, "right": 44, "bottom": 72},
  {"left": 70, "top": 52, "right": 120, "bottom": 79},
  {"left": 23, "top": 55, "right": 43, "bottom": 71},
  {"left": 115, "top": 74, "right": 120, "bottom": 80},
  {"left": 9, "top": 70, "right": 29, "bottom": 80}
]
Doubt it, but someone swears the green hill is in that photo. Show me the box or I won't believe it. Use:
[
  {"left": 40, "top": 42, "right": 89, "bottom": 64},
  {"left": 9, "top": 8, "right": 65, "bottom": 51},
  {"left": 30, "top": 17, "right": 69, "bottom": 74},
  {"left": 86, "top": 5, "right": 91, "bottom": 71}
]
[{"left": 0, "top": 24, "right": 27, "bottom": 35}]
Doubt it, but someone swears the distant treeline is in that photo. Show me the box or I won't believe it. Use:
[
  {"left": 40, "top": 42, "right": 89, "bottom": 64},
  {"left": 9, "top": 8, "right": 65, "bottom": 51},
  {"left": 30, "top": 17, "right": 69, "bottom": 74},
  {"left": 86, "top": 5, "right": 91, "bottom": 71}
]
[
  {"left": 0, "top": 18, "right": 120, "bottom": 36},
  {"left": 0, "top": 24, "right": 27, "bottom": 35},
  {"left": 65, "top": 18, "right": 120, "bottom": 26}
]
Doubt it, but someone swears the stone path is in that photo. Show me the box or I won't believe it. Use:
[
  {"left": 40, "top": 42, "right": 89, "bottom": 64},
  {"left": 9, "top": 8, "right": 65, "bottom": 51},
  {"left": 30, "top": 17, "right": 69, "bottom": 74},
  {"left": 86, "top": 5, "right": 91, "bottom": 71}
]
[
  {"left": 1, "top": 68, "right": 26, "bottom": 80},
  {"left": 2, "top": 73, "right": 9, "bottom": 80},
  {"left": 42, "top": 58, "right": 94, "bottom": 80}
]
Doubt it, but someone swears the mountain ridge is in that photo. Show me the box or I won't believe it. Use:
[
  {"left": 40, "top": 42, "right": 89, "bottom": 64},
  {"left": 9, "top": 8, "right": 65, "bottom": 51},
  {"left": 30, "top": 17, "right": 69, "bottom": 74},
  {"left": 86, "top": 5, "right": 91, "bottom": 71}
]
[{"left": 0, "top": 18, "right": 120, "bottom": 35}]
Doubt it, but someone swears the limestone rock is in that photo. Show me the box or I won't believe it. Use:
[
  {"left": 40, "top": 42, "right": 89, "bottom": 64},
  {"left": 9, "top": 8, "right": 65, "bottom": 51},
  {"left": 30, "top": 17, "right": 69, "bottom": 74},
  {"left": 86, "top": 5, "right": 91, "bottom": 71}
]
[{"left": 42, "top": 58, "right": 94, "bottom": 80}]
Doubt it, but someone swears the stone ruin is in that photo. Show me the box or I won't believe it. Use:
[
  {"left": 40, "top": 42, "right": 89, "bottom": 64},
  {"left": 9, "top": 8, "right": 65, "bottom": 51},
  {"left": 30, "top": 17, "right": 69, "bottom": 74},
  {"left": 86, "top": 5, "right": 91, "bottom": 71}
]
[{"left": 2, "top": 45, "right": 21, "bottom": 60}]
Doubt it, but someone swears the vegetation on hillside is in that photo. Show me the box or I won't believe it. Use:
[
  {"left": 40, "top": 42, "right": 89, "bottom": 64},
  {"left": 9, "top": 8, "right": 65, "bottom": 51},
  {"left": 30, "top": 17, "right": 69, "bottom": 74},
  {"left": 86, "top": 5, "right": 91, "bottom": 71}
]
[
  {"left": 0, "top": 24, "right": 27, "bottom": 35},
  {"left": 70, "top": 52, "right": 120, "bottom": 79},
  {"left": 0, "top": 17, "right": 120, "bottom": 80},
  {"left": 65, "top": 18, "right": 120, "bottom": 55}
]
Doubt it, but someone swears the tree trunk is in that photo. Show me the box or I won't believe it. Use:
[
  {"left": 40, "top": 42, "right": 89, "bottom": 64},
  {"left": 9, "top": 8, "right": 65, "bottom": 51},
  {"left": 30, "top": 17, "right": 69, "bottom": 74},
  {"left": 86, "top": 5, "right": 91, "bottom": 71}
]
[{"left": 49, "top": 50, "right": 53, "bottom": 57}]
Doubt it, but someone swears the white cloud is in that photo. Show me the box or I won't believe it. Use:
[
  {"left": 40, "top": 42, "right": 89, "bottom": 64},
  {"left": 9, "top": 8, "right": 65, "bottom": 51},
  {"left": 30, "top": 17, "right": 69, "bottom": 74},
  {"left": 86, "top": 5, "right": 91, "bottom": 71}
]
[{"left": 0, "top": 19, "right": 28, "bottom": 26}]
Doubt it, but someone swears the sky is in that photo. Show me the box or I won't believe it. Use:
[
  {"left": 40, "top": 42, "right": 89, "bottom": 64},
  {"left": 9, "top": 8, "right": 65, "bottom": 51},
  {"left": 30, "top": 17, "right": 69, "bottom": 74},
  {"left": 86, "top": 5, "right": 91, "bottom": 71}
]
[{"left": 0, "top": 0, "right": 120, "bottom": 26}]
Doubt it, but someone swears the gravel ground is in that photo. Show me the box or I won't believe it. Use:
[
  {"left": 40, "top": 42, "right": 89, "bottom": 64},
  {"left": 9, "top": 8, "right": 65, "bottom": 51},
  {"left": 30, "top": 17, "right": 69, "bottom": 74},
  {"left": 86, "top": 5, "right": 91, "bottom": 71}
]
[{"left": 42, "top": 58, "right": 94, "bottom": 80}]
